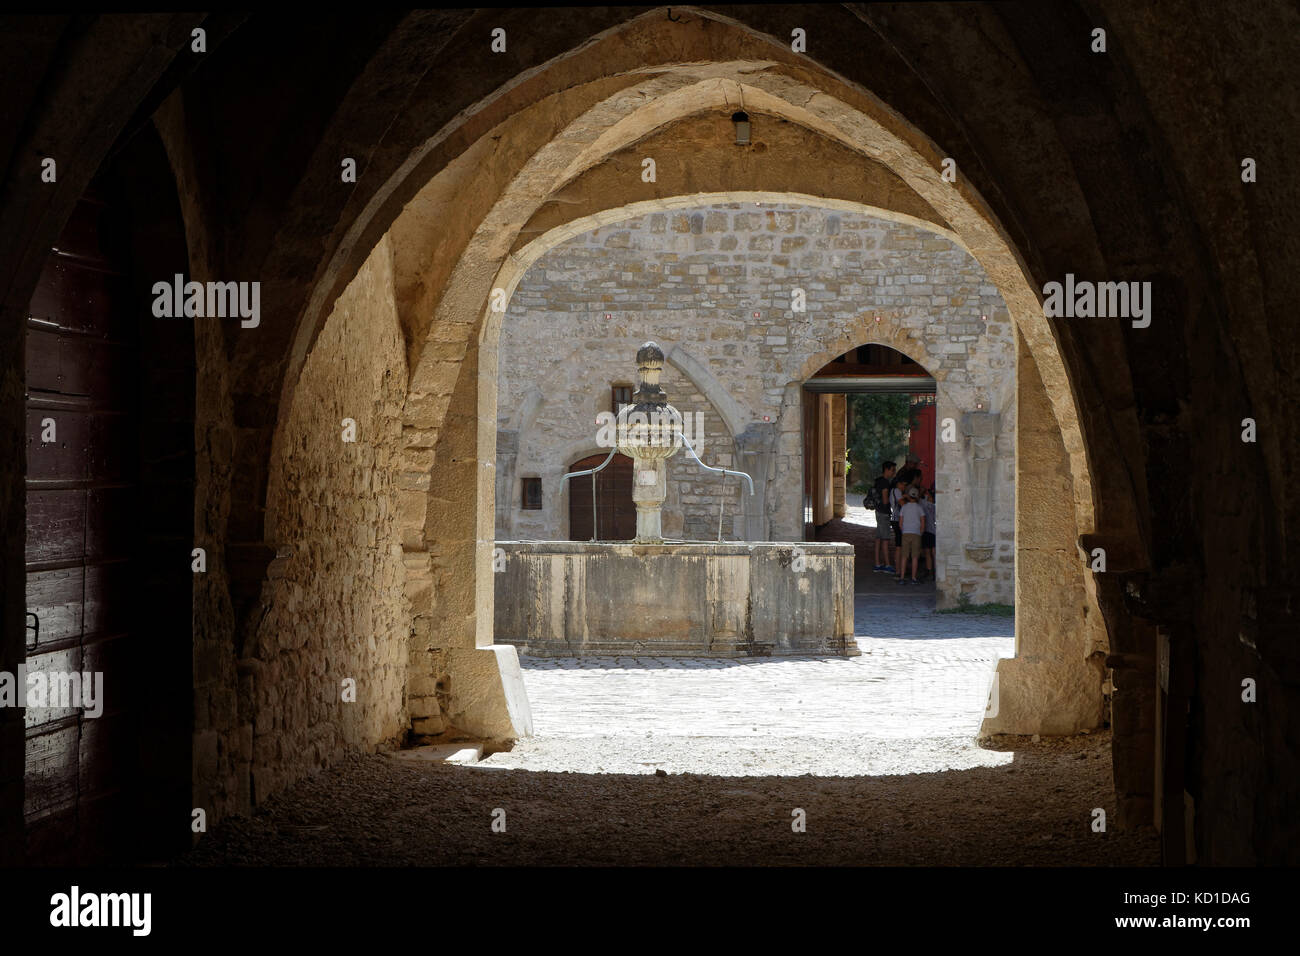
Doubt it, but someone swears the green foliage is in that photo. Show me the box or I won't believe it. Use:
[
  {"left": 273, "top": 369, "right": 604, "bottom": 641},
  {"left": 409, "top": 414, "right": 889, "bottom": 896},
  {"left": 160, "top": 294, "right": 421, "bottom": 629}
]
[{"left": 846, "top": 393, "right": 915, "bottom": 491}]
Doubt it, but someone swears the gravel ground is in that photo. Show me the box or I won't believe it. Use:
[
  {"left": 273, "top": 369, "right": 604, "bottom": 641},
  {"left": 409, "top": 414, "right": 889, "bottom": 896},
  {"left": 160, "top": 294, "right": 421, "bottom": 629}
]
[{"left": 176, "top": 731, "right": 1159, "bottom": 866}]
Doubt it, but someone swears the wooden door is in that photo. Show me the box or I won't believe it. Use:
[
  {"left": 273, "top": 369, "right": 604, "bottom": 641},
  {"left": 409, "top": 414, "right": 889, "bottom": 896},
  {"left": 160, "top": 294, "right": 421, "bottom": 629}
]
[
  {"left": 24, "top": 194, "right": 139, "bottom": 862},
  {"left": 568, "top": 453, "right": 636, "bottom": 541}
]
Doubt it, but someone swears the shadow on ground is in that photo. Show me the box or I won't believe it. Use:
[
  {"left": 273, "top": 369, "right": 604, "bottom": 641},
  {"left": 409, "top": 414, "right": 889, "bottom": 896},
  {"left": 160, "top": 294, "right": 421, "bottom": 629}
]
[{"left": 175, "top": 732, "right": 1157, "bottom": 866}]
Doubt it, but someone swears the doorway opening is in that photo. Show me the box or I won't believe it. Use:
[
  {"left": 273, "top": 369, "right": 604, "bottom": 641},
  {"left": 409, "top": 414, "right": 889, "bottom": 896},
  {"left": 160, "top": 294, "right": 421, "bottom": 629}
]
[
  {"left": 567, "top": 452, "right": 635, "bottom": 541},
  {"left": 805, "top": 344, "right": 937, "bottom": 592}
]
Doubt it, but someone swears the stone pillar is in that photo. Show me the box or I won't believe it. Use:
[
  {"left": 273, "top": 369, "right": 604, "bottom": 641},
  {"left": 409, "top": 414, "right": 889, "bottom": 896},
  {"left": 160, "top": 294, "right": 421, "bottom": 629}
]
[
  {"left": 962, "top": 410, "right": 1000, "bottom": 546},
  {"left": 980, "top": 333, "right": 1105, "bottom": 737},
  {"left": 831, "top": 393, "right": 847, "bottom": 518},
  {"left": 494, "top": 429, "right": 518, "bottom": 539},
  {"left": 405, "top": 332, "right": 532, "bottom": 743},
  {"left": 631, "top": 457, "right": 669, "bottom": 542},
  {"left": 734, "top": 422, "right": 776, "bottom": 540}
]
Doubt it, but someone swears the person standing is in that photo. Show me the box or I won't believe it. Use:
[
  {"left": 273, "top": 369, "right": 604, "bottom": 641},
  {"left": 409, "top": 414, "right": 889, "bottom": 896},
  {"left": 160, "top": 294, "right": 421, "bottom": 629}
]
[
  {"left": 896, "top": 486, "right": 926, "bottom": 585},
  {"left": 890, "top": 475, "right": 907, "bottom": 564},
  {"left": 920, "top": 487, "right": 937, "bottom": 582},
  {"left": 871, "top": 461, "right": 896, "bottom": 573}
]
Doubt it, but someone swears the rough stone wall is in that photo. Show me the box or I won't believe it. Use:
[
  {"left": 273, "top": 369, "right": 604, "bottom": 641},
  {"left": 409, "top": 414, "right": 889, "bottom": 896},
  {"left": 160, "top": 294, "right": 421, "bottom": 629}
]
[
  {"left": 498, "top": 358, "right": 741, "bottom": 542},
  {"left": 247, "top": 236, "right": 410, "bottom": 800},
  {"left": 496, "top": 202, "right": 1015, "bottom": 604}
]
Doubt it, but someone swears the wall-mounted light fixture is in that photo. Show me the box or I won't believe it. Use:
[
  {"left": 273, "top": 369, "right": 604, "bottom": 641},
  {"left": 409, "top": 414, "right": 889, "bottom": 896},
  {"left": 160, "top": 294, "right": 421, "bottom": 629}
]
[{"left": 732, "top": 110, "right": 751, "bottom": 145}]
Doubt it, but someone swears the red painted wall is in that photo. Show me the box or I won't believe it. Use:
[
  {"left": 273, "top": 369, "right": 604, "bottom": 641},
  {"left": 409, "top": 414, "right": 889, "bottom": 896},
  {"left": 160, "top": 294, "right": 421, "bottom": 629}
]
[{"left": 909, "top": 401, "right": 936, "bottom": 489}]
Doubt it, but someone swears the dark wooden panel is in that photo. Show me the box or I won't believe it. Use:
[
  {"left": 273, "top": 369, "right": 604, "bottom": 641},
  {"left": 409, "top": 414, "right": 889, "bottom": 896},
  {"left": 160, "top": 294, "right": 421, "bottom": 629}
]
[
  {"left": 25, "top": 489, "right": 86, "bottom": 565},
  {"left": 83, "top": 563, "right": 132, "bottom": 639},
  {"left": 25, "top": 407, "right": 91, "bottom": 482},
  {"left": 28, "top": 255, "right": 132, "bottom": 337},
  {"left": 61, "top": 338, "right": 134, "bottom": 402},
  {"left": 81, "top": 634, "right": 130, "bottom": 720},
  {"left": 51, "top": 199, "right": 119, "bottom": 266},
  {"left": 25, "top": 567, "right": 84, "bottom": 647},
  {"left": 22, "top": 645, "right": 83, "bottom": 730},
  {"left": 24, "top": 723, "right": 79, "bottom": 817},
  {"left": 85, "top": 487, "right": 134, "bottom": 561},
  {"left": 79, "top": 710, "right": 133, "bottom": 796},
  {"left": 22, "top": 176, "right": 190, "bottom": 863},
  {"left": 25, "top": 806, "right": 78, "bottom": 863},
  {"left": 26, "top": 336, "right": 136, "bottom": 404},
  {"left": 24, "top": 327, "right": 63, "bottom": 392},
  {"left": 88, "top": 412, "right": 134, "bottom": 484}
]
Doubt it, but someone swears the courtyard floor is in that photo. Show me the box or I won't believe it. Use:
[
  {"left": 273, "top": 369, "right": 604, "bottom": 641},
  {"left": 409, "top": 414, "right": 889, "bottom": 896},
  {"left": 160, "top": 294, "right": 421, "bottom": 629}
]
[{"left": 177, "top": 521, "right": 1159, "bottom": 866}]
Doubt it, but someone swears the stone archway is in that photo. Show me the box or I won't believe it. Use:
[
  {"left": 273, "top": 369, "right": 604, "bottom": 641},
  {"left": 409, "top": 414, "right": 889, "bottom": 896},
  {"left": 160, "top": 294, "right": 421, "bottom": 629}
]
[
  {"left": 394, "top": 88, "right": 1111, "bottom": 737},
  {"left": 264, "top": 7, "right": 1134, "bottom": 778},
  {"left": 475, "top": 188, "right": 1100, "bottom": 739}
]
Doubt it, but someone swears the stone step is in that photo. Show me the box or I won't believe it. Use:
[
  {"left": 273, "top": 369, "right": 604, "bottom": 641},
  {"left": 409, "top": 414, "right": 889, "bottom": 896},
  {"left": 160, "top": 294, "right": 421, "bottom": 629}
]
[{"left": 388, "top": 743, "right": 483, "bottom": 765}]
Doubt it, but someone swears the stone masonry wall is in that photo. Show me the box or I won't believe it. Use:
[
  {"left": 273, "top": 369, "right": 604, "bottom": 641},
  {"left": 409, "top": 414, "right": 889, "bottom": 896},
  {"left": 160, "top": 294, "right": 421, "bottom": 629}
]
[
  {"left": 499, "top": 360, "right": 742, "bottom": 542},
  {"left": 496, "top": 202, "right": 1016, "bottom": 605},
  {"left": 249, "top": 236, "right": 410, "bottom": 800}
]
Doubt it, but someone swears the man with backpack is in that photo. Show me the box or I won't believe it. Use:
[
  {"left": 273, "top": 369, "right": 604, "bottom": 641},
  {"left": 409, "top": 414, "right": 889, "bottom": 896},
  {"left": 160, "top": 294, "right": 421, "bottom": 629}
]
[{"left": 871, "top": 461, "right": 896, "bottom": 573}]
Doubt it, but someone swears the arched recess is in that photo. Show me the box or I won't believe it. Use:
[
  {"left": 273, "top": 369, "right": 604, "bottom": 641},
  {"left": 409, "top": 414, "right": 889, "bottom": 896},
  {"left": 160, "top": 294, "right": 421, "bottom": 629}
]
[{"left": 662, "top": 344, "right": 746, "bottom": 441}]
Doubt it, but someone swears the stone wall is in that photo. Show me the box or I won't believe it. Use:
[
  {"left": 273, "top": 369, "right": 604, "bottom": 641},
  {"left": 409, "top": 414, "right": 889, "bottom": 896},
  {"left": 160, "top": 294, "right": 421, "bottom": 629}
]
[
  {"left": 248, "top": 236, "right": 410, "bottom": 799},
  {"left": 496, "top": 202, "right": 1016, "bottom": 605},
  {"left": 498, "top": 363, "right": 743, "bottom": 542}
]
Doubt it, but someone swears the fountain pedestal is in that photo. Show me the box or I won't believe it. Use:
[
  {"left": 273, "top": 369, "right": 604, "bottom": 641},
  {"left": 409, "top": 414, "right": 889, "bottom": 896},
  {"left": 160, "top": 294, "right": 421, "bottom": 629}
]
[{"left": 631, "top": 459, "right": 669, "bottom": 542}]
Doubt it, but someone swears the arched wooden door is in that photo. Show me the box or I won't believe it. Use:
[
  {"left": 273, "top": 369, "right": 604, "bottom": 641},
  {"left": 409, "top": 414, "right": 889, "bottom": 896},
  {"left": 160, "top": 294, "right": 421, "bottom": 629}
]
[
  {"left": 568, "top": 453, "right": 636, "bottom": 541},
  {"left": 23, "top": 127, "right": 195, "bottom": 863}
]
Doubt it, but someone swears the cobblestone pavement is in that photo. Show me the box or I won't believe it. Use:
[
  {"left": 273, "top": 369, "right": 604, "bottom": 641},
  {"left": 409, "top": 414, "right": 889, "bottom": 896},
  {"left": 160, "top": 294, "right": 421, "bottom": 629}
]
[{"left": 480, "top": 545, "right": 1015, "bottom": 776}]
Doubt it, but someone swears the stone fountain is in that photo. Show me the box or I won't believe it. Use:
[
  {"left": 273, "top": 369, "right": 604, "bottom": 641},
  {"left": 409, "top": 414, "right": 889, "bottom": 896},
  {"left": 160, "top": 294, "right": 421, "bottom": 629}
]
[
  {"left": 615, "top": 342, "right": 683, "bottom": 543},
  {"left": 493, "top": 341, "right": 859, "bottom": 658}
]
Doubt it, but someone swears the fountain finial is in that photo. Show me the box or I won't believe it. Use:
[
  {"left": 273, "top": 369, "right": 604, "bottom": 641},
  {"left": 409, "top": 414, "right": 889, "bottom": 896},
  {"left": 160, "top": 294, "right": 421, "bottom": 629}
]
[{"left": 633, "top": 341, "right": 667, "bottom": 403}]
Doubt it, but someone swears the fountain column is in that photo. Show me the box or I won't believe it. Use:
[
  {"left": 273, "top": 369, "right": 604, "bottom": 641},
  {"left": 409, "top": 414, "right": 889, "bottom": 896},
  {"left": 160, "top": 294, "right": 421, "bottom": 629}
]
[{"left": 615, "top": 342, "right": 683, "bottom": 544}]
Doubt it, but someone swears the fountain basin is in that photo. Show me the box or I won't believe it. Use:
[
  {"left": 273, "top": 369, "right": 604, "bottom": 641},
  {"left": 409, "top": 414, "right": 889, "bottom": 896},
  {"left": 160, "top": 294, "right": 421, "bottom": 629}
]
[{"left": 493, "top": 540, "right": 858, "bottom": 657}]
